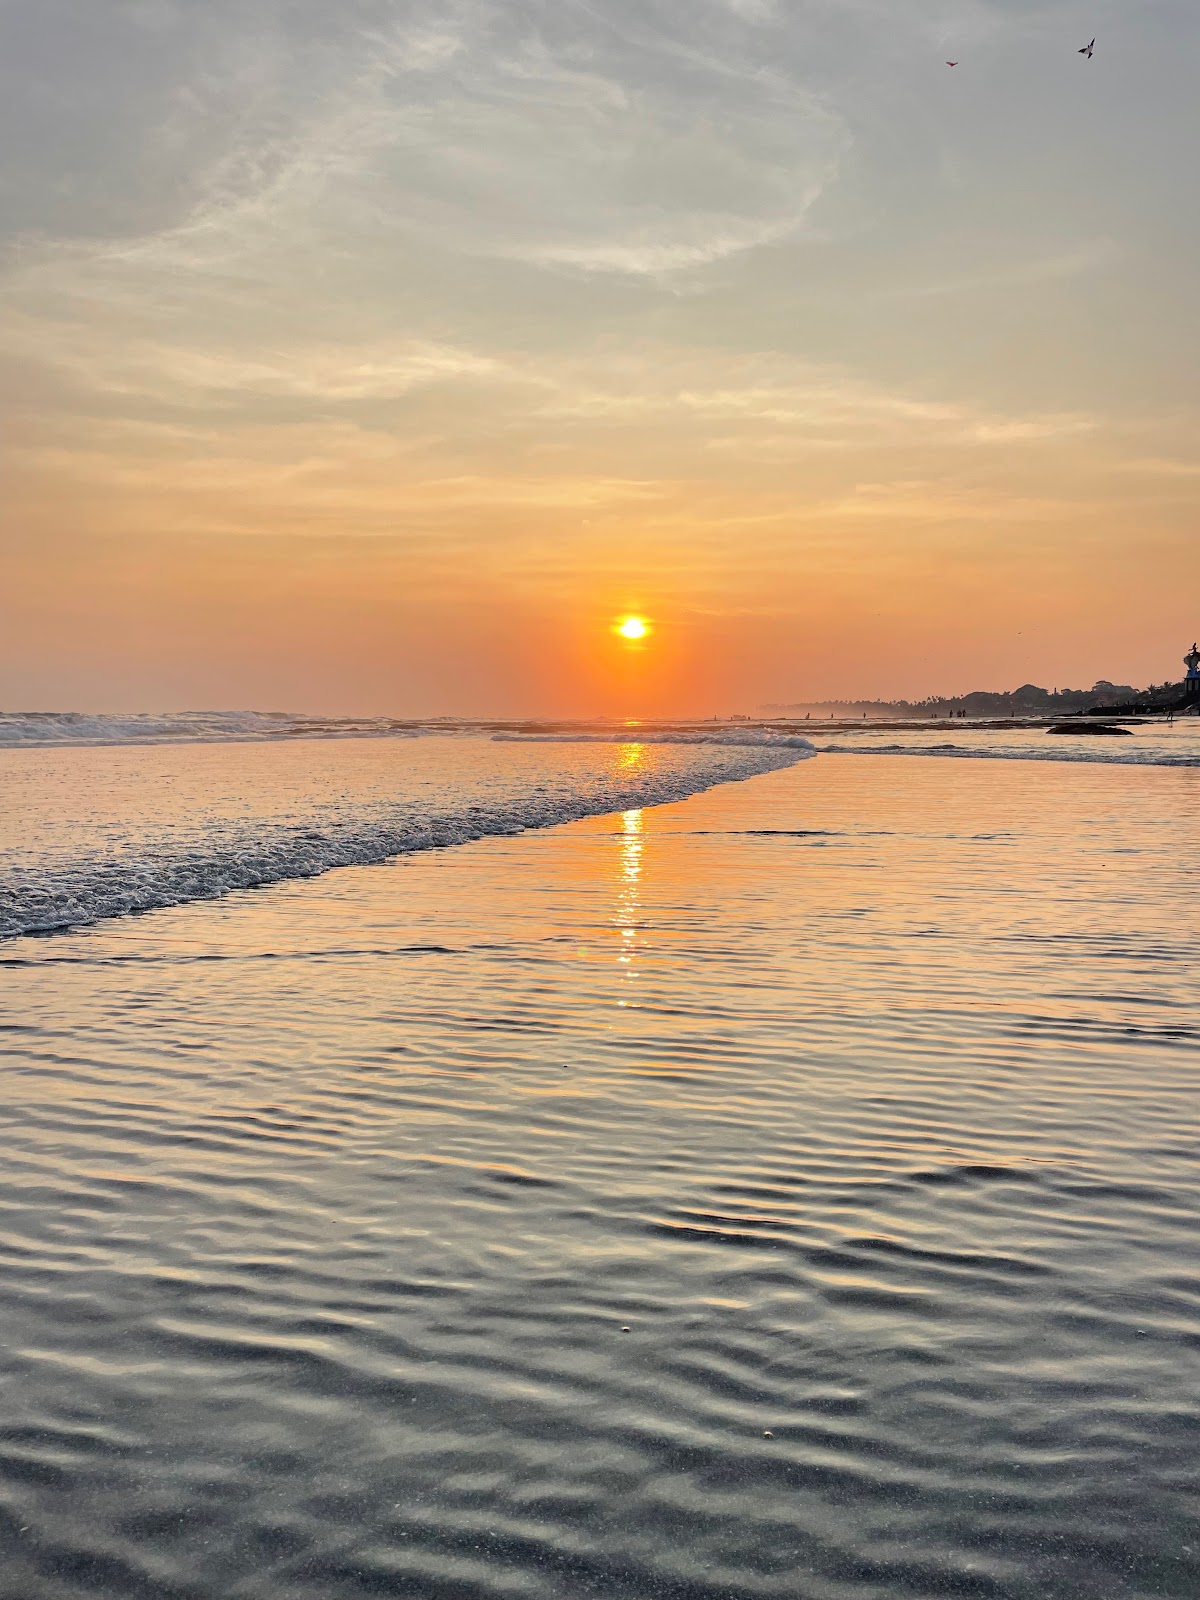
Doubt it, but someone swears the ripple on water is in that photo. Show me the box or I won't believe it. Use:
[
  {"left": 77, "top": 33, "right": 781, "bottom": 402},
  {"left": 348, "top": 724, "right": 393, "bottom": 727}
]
[{"left": 0, "top": 752, "right": 1198, "bottom": 1597}]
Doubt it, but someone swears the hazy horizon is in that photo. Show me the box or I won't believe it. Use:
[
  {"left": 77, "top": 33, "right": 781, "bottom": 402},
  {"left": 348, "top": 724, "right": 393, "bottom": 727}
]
[
  {"left": 3, "top": 0, "right": 1198, "bottom": 716},
  {"left": 3, "top": 662, "right": 1188, "bottom": 724}
]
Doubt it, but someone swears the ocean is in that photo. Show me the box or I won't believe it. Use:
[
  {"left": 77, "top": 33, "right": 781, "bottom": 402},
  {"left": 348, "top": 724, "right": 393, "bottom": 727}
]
[{"left": 1, "top": 721, "right": 1197, "bottom": 1598}]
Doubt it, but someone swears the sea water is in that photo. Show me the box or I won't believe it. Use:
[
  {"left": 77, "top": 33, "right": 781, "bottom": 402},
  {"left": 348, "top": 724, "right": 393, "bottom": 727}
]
[
  {"left": 811, "top": 719, "right": 1200, "bottom": 766},
  {"left": 0, "top": 729, "right": 1197, "bottom": 1598},
  {"left": 3, "top": 714, "right": 1196, "bottom": 939},
  {"left": 0, "top": 730, "right": 814, "bottom": 939}
]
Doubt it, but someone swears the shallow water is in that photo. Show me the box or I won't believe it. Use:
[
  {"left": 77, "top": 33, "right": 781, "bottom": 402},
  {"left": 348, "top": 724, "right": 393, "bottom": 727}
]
[
  {"left": 0, "top": 736, "right": 808, "bottom": 938},
  {"left": 1, "top": 752, "right": 1197, "bottom": 1598},
  {"left": 810, "top": 718, "right": 1200, "bottom": 766}
]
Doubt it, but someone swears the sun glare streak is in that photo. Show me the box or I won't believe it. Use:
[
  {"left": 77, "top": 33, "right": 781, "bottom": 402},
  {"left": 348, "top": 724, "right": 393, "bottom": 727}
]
[{"left": 614, "top": 806, "right": 644, "bottom": 995}]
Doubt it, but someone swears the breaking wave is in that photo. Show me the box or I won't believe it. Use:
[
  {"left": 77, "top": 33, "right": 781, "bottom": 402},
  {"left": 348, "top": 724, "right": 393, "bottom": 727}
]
[
  {"left": 0, "top": 710, "right": 424, "bottom": 748},
  {"left": 0, "top": 738, "right": 815, "bottom": 940},
  {"left": 494, "top": 731, "right": 819, "bottom": 750},
  {"left": 0, "top": 713, "right": 822, "bottom": 756}
]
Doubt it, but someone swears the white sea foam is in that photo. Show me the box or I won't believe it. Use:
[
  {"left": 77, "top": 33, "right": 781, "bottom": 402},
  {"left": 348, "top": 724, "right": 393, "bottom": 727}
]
[
  {"left": 0, "top": 736, "right": 814, "bottom": 939},
  {"left": 7, "top": 711, "right": 1193, "bottom": 764},
  {"left": 4, "top": 713, "right": 1194, "bottom": 941},
  {"left": 0, "top": 710, "right": 424, "bottom": 748},
  {"left": 494, "top": 731, "right": 819, "bottom": 750}
]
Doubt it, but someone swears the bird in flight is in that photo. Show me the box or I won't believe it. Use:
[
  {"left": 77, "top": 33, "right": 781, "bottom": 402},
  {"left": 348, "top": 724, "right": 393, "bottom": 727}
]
[
  {"left": 945, "top": 60, "right": 958, "bottom": 66},
  {"left": 1078, "top": 38, "right": 1095, "bottom": 57}
]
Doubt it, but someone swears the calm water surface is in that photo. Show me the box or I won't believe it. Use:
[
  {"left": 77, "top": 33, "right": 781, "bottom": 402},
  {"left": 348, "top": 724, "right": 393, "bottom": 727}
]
[{"left": 0, "top": 751, "right": 1197, "bottom": 1599}]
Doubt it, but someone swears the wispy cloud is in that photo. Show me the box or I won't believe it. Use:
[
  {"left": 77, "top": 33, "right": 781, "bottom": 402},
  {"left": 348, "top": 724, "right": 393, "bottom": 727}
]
[
  {"left": 880, "top": 243, "right": 1117, "bottom": 301},
  {"left": 2, "top": 0, "right": 1198, "bottom": 708},
  {"left": 1117, "top": 456, "right": 1200, "bottom": 478}
]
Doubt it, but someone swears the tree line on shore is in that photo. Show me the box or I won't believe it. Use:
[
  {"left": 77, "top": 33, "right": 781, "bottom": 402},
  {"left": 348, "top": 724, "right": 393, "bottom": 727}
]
[{"left": 763, "top": 679, "right": 1187, "bottom": 718}]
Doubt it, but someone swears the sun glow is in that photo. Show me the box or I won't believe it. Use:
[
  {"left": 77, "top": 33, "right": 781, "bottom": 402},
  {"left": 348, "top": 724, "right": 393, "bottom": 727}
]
[{"left": 615, "top": 615, "right": 650, "bottom": 641}]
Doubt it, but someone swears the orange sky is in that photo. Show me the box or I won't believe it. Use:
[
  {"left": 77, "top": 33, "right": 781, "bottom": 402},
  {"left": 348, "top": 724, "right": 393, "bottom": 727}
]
[{"left": 1, "top": 0, "right": 1197, "bottom": 714}]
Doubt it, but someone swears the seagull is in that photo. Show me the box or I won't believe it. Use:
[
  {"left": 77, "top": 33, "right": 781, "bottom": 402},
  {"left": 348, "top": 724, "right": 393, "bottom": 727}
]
[
  {"left": 945, "top": 60, "right": 958, "bottom": 66},
  {"left": 1078, "top": 37, "right": 1094, "bottom": 57}
]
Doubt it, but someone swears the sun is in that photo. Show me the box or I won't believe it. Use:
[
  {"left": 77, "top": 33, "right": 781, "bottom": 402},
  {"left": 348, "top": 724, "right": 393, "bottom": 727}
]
[{"left": 615, "top": 615, "right": 650, "bottom": 641}]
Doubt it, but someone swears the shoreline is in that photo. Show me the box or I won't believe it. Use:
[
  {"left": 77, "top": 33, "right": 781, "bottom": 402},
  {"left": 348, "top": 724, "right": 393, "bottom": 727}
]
[
  {"left": 2, "top": 709, "right": 1197, "bottom": 753},
  {"left": 4, "top": 730, "right": 1198, "bottom": 944}
]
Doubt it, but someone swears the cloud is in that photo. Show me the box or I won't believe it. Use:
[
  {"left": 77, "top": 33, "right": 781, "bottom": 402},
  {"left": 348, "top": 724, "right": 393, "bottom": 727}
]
[
  {"left": 826, "top": 478, "right": 1100, "bottom": 523},
  {"left": 2, "top": 1, "right": 1196, "bottom": 635},
  {"left": 523, "top": 349, "right": 1098, "bottom": 452},
  {"left": 0, "top": 308, "right": 506, "bottom": 407},
  {"left": 880, "top": 243, "right": 1117, "bottom": 301},
  {"left": 0, "top": 0, "right": 846, "bottom": 305},
  {"left": 1117, "top": 456, "right": 1200, "bottom": 478}
]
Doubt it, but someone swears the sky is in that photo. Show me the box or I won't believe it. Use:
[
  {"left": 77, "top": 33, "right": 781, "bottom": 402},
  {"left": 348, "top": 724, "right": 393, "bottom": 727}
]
[{"left": 1, "top": 0, "right": 1197, "bottom": 716}]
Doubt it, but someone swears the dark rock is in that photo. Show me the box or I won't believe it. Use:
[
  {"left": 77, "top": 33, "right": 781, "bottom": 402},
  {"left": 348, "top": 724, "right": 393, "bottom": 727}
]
[{"left": 1047, "top": 723, "right": 1133, "bottom": 736}]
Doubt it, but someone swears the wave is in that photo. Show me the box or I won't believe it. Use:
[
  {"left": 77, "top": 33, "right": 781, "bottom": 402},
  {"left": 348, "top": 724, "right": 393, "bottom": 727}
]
[
  {"left": 494, "top": 731, "right": 819, "bottom": 750},
  {"left": 0, "top": 713, "right": 821, "bottom": 755},
  {"left": 1, "top": 742, "right": 815, "bottom": 940},
  {"left": 815, "top": 741, "right": 1200, "bottom": 767},
  {"left": 0, "top": 710, "right": 426, "bottom": 748}
]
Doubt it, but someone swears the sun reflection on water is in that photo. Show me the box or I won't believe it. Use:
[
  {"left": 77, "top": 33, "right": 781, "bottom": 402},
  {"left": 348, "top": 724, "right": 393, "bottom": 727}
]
[{"left": 614, "top": 804, "right": 644, "bottom": 999}]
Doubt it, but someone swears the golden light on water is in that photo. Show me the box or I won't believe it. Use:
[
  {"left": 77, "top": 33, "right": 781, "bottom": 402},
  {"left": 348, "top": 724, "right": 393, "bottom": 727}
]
[
  {"left": 615, "top": 615, "right": 650, "bottom": 641},
  {"left": 615, "top": 806, "right": 644, "bottom": 998}
]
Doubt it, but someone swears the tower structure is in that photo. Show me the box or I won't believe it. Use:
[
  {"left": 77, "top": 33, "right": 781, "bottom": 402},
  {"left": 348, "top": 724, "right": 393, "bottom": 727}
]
[{"left": 1185, "top": 642, "right": 1200, "bottom": 704}]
